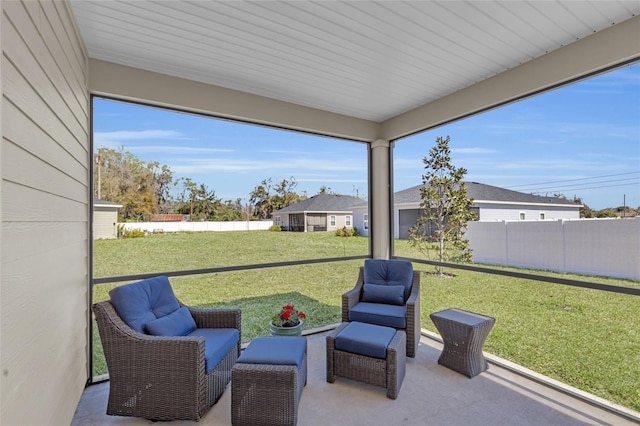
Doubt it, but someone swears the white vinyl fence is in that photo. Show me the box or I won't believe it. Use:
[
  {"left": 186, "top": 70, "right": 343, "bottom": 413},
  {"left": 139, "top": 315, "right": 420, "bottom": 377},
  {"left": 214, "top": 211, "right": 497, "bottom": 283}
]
[
  {"left": 466, "top": 217, "right": 640, "bottom": 281},
  {"left": 120, "top": 220, "right": 274, "bottom": 233}
]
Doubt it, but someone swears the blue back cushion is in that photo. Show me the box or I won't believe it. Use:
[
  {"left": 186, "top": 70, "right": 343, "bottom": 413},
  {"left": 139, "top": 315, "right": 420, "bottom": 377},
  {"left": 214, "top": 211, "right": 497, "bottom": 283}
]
[
  {"left": 109, "top": 276, "right": 181, "bottom": 333},
  {"left": 361, "top": 284, "right": 405, "bottom": 306},
  {"left": 364, "top": 259, "right": 413, "bottom": 301},
  {"left": 146, "top": 306, "right": 196, "bottom": 336}
]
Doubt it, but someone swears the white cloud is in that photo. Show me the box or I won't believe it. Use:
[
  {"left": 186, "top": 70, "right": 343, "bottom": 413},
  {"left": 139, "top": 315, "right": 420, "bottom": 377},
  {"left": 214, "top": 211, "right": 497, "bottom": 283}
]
[
  {"left": 94, "top": 130, "right": 186, "bottom": 147},
  {"left": 172, "top": 157, "right": 366, "bottom": 174},
  {"left": 129, "top": 145, "right": 234, "bottom": 154}
]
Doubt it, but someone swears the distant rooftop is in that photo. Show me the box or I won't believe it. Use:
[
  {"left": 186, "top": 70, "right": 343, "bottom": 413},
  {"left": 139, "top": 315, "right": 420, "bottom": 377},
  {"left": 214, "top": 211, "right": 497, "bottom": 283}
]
[
  {"left": 93, "top": 198, "right": 122, "bottom": 207},
  {"left": 393, "top": 182, "right": 580, "bottom": 206},
  {"left": 274, "top": 194, "right": 365, "bottom": 214}
]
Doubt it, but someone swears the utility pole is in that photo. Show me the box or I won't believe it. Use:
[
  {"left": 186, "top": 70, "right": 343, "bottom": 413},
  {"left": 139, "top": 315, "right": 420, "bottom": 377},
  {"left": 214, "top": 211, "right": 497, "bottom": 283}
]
[{"left": 95, "top": 154, "right": 101, "bottom": 199}]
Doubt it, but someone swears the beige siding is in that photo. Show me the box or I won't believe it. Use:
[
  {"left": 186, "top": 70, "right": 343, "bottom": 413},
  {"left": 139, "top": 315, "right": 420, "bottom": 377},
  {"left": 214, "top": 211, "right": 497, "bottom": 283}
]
[
  {"left": 93, "top": 207, "right": 118, "bottom": 239},
  {"left": 1, "top": 1, "right": 89, "bottom": 425},
  {"left": 327, "top": 213, "right": 353, "bottom": 231}
]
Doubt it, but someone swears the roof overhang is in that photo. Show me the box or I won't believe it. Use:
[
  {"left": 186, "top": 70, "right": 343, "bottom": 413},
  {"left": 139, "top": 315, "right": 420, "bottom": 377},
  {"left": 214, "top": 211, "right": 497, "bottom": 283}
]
[{"left": 71, "top": 1, "right": 640, "bottom": 142}]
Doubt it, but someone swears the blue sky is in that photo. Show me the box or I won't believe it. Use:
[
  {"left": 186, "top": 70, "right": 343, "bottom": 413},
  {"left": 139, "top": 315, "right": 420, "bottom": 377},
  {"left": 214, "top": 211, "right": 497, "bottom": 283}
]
[{"left": 94, "top": 63, "right": 639, "bottom": 210}]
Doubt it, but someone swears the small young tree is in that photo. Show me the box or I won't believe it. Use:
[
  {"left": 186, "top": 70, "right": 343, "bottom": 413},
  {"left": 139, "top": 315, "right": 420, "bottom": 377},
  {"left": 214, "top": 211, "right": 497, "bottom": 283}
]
[{"left": 408, "top": 135, "right": 476, "bottom": 276}]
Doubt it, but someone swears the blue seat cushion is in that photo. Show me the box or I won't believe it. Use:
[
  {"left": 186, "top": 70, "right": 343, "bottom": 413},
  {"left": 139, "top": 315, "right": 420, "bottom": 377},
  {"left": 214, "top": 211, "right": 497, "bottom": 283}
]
[
  {"left": 335, "top": 322, "right": 396, "bottom": 359},
  {"left": 187, "top": 328, "right": 240, "bottom": 374},
  {"left": 109, "top": 276, "right": 181, "bottom": 333},
  {"left": 361, "top": 284, "right": 405, "bottom": 306},
  {"left": 145, "top": 306, "right": 196, "bottom": 336},
  {"left": 364, "top": 259, "right": 413, "bottom": 301},
  {"left": 236, "top": 337, "right": 306, "bottom": 369},
  {"left": 348, "top": 302, "right": 407, "bottom": 329}
]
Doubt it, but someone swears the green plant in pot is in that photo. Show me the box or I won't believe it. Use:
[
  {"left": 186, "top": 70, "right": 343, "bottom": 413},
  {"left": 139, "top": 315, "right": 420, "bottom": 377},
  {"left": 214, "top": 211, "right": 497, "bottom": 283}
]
[{"left": 270, "top": 304, "right": 306, "bottom": 336}]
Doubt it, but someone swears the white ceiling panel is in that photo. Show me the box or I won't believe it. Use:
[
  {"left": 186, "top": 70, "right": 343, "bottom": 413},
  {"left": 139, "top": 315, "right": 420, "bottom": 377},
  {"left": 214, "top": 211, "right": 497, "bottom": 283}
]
[{"left": 70, "top": 0, "right": 640, "bottom": 122}]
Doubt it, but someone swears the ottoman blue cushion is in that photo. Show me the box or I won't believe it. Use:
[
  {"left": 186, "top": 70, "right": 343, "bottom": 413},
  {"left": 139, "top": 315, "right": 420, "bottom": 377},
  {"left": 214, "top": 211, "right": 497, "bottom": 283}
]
[
  {"left": 335, "top": 322, "right": 396, "bottom": 359},
  {"left": 188, "top": 328, "right": 240, "bottom": 374},
  {"left": 237, "top": 337, "right": 306, "bottom": 369},
  {"left": 349, "top": 302, "right": 407, "bottom": 329}
]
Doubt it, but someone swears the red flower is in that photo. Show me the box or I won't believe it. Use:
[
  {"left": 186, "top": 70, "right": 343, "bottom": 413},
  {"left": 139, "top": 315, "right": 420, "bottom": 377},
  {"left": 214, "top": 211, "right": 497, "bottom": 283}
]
[{"left": 271, "top": 304, "right": 307, "bottom": 327}]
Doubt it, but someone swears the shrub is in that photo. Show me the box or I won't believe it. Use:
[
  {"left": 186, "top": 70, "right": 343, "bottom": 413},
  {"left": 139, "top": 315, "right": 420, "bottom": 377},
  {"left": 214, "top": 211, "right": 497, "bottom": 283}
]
[
  {"left": 269, "top": 225, "right": 282, "bottom": 232},
  {"left": 335, "top": 226, "right": 358, "bottom": 237},
  {"left": 121, "top": 228, "right": 145, "bottom": 238}
]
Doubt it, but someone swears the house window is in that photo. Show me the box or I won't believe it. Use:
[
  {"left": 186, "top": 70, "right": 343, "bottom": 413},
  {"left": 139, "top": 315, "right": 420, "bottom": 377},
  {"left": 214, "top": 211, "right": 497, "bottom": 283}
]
[
  {"left": 330, "top": 215, "right": 336, "bottom": 226},
  {"left": 539, "top": 212, "right": 545, "bottom": 220},
  {"left": 274, "top": 216, "right": 281, "bottom": 226},
  {"left": 519, "top": 212, "right": 526, "bottom": 220},
  {"left": 346, "top": 215, "right": 351, "bottom": 226},
  {"left": 364, "top": 214, "right": 369, "bottom": 230}
]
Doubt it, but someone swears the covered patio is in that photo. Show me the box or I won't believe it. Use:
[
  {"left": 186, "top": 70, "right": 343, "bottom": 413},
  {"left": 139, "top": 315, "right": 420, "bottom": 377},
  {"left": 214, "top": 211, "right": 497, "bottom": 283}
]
[
  {"left": 73, "top": 329, "right": 639, "bottom": 425},
  {"left": 1, "top": 1, "right": 639, "bottom": 425}
]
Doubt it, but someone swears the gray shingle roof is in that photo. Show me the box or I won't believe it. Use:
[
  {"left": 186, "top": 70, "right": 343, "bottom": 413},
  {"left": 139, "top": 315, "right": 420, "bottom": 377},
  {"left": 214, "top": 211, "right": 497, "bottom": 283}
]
[
  {"left": 273, "top": 194, "right": 365, "bottom": 214},
  {"left": 394, "top": 182, "right": 579, "bottom": 206}
]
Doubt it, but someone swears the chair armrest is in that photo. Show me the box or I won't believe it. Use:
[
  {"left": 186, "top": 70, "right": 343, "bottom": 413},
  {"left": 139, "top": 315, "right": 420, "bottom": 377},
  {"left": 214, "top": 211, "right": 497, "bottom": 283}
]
[
  {"left": 187, "top": 307, "right": 242, "bottom": 330},
  {"left": 406, "top": 271, "right": 420, "bottom": 306},
  {"left": 341, "top": 267, "right": 365, "bottom": 321},
  {"left": 93, "top": 301, "right": 207, "bottom": 372},
  {"left": 405, "top": 271, "right": 421, "bottom": 357}
]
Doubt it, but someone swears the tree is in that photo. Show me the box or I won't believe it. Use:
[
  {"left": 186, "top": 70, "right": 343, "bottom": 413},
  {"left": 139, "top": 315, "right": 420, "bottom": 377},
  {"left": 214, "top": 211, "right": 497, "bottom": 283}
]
[
  {"left": 316, "top": 185, "right": 336, "bottom": 195},
  {"left": 249, "top": 178, "right": 274, "bottom": 220},
  {"left": 250, "top": 177, "right": 306, "bottom": 219},
  {"left": 148, "top": 161, "right": 175, "bottom": 214},
  {"left": 553, "top": 193, "right": 593, "bottom": 218},
  {"left": 175, "top": 178, "right": 222, "bottom": 221},
  {"left": 95, "top": 147, "right": 158, "bottom": 221},
  {"left": 408, "top": 136, "right": 477, "bottom": 276}
]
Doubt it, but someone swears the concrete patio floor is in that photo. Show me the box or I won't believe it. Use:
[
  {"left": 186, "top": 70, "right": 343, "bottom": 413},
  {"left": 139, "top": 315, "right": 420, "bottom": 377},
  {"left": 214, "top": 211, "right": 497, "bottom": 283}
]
[{"left": 73, "top": 329, "right": 639, "bottom": 426}]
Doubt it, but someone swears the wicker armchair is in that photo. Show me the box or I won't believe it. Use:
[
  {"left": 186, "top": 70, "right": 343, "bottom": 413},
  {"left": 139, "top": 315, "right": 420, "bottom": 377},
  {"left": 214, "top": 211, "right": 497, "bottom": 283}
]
[
  {"left": 342, "top": 259, "right": 420, "bottom": 357},
  {"left": 93, "top": 277, "right": 241, "bottom": 421}
]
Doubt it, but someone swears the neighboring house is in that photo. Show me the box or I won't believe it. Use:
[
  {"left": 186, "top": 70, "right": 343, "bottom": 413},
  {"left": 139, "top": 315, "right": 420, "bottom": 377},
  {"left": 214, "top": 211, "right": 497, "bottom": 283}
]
[
  {"left": 93, "top": 199, "right": 122, "bottom": 239},
  {"left": 272, "top": 194, "right": 364, "bottom": 232},
  {"left": 353, "top": 182, "right": 582, "bottom": 239}
]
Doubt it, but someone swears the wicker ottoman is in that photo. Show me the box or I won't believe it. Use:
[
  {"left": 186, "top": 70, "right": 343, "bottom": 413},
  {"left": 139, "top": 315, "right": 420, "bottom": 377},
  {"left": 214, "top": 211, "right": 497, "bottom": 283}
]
[
  {"left": 232, "top": 336, "right": 307, "bottom": 426},
  {"left": 326, "top": 322, "right": 406, "bottom": 399},
  {"left": 430, "top": 308, "right": 496, "bottom": 378}
]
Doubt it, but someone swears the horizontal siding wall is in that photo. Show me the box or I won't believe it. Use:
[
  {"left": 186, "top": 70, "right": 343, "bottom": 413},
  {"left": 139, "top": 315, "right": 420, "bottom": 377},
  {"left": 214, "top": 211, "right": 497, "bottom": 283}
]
[
  {"left": 1, "top": 1, "right": 89, "bottom": 425},
  {"left": 467, "top": 218, "right": 640, "bottom": 281},
  {"left": 475, "top": 204, "right": 580, "bottom": 221}
]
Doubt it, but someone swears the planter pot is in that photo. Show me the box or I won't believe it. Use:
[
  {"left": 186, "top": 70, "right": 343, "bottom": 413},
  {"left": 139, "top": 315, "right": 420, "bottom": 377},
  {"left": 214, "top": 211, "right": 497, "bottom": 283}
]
[{"left": 270, "top": 320, "right": 303, "bottom": 336}]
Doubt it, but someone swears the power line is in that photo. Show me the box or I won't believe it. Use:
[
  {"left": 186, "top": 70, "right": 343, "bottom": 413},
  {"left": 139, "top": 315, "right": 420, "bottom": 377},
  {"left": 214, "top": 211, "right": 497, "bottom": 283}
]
[
  {"left": 524, "top": 177, "right": 640, "bottom": 193},
  {"left": 505, "top": 171, "right": 640, "bottom": 190},
  {"left": 531, "top": 181, "right": 640, "bottom": 195}
]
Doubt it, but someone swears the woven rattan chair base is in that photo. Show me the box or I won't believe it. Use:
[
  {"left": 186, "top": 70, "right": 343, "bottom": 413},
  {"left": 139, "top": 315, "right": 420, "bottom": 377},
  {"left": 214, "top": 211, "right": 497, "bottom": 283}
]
[
  {"left": 326, "top": 322, "right": 406, "bottom": 399},
  {"left": 94, "top": 301, "right": 241, "bottom": 421},
  {"left": 231, "top": 349, "right": 307, "bottom": 426}
]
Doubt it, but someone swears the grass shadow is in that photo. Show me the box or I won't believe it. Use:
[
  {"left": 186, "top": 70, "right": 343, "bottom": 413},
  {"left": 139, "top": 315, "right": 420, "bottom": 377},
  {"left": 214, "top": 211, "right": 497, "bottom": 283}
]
[{"left": 194, "top": 291, "right": 340, "bottom": 341}]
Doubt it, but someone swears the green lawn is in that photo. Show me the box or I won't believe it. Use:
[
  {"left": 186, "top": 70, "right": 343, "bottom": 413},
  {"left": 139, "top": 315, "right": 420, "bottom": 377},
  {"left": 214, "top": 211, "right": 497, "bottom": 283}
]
[{"left": 93, "top": 231, "right": 640, "bottom": 412}]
